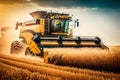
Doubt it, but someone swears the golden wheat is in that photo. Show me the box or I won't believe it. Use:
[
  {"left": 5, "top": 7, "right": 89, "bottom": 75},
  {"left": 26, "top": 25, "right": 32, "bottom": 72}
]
[
  {"left": 48, "top": 47, "right": 120, "bottom": 73},
  {"left": 0, "top": 62, "right": 60, "bottom": 80},
  {"left": 0, "top": 46, "right": 120, "bottom": 80},
  {"left": 0, "top": 53, "right": 120, "bottom": 80},
  {"left": 0, "top": 57, "right": 108, "bottom": 80},
  {"left": 0, "top": 53, "right": 119, "bottom": 78}
]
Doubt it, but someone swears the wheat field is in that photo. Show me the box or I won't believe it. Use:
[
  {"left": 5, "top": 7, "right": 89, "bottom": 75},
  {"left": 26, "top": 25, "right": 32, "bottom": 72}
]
[
  {"left": 0, "top": 46, "right": 120, "bottom": 80},
  {"left": 47, "top": 46, "right": 120, "bottom": 73}
]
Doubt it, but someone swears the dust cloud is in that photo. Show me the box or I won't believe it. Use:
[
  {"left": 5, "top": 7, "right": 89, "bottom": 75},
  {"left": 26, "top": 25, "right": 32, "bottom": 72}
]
[
  {"left": 0, "top": 27, "right": 44, "bottom": 62},
  {"left": 0, "top": 27, "right": 19, "bottom": 54}
]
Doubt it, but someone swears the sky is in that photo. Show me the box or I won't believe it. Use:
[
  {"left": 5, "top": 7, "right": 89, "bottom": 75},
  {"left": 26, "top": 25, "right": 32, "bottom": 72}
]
[{"left": 0, "top": 0, "right": 120, "bottom": 45}]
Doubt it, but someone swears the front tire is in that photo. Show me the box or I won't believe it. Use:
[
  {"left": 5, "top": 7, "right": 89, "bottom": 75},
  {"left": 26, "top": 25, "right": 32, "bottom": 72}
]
[
  {"left": 10, "top": 41, "right": 24, "bottom": 54},
  {"left": 25, "top": 47, "right": 34, "bottom": 56}
]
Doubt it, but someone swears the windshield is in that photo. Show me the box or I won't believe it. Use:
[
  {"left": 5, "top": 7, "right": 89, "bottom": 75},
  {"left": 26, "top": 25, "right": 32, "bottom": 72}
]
[{"left": 51, "top": 19, "right": 69, "bottom": 33}]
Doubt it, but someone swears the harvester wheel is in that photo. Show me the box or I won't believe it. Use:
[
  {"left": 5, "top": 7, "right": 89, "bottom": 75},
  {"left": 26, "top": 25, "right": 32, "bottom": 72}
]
[
  {"left": 10, "top": 41, "right": 24, "bottom": 54},
  {"left": 25, "top": 47, "right": 34, "bottom": 56}
]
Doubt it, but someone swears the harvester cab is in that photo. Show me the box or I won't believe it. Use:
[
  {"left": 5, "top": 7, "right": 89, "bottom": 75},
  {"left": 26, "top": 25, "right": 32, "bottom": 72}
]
[
  {"left": 29, "top": 11, "right": 78, "bottom": 36},
  {"left": 11, "top": 11, "right": 108, "bottom": 63}
]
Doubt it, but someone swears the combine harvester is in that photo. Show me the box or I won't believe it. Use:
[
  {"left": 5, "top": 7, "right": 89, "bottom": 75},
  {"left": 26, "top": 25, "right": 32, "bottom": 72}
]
[{"left": 10, "top": 11, "right": 108, "bottom": 62}]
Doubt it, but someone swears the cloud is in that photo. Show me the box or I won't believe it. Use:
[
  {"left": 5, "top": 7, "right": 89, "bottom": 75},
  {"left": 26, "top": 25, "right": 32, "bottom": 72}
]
[
  {"left": 0, "top": 0, "right": 31, "bottom": 4},
  {"left": 1, "top": 0, "right": 119, "bottom": 13},
  {"left": 33, "top": 0, "right": 120, "bottom": 9},
  {"left": 0, "top": 0, "right": 120, "bottom": 9}
]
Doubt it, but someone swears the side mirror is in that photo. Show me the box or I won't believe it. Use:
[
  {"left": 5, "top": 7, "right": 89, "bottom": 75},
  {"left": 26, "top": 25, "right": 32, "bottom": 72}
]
[{"left": 77, "top": 21, "right": 79, "bottom": 27}]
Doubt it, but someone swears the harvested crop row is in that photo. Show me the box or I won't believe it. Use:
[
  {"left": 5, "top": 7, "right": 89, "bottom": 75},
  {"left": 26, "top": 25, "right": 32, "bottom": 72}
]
[
  {"left": 0, "top": 57, "right": 119, "bottom": 80},
  {"left": 0, "top": 53, "right": 119, "bottom": 78},
  {"left": 0, "top": 62, "right": 60, "bottom": 80}
]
